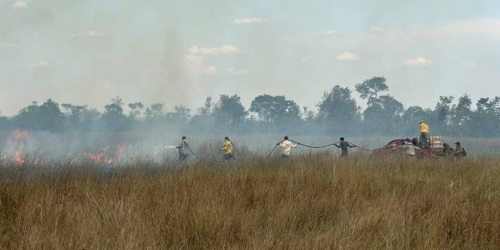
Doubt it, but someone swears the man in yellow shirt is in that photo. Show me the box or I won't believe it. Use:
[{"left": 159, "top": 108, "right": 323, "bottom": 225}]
[
  {"left": 222, "top": 137, "right": 235, "bottom": 162},
  {"left": 419, "top": 120, "right": 430, "bottom": 148}
]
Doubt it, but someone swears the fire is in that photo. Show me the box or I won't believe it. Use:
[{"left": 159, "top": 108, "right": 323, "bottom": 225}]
[
  {"left": 12, "top": 129, "right": 29, "bottom": 140},
  {"left": 107, "top": 144, "right": 126, "bottom": 164},
  {"left": 12, "top": 150, "right": 25, "bottom": 165},
  {"left": 85, "top": 144, "right": 125, "bottom": 164},
  {"left": 85, "top": 147, "right": 109, "bottom": 163},
  {"left": 11, "top": 129, "right": 29, "bottom": 164}
]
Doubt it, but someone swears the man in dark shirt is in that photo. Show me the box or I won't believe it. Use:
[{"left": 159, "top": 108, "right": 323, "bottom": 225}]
[
  {"left": 176, "top": 136, "right": 189, "bottom": 164},
  {"left": 453, "top": 142, "right": 466, "bottom": 159},
  {"left": 334, "top": 137, "right": 355, "bottom": 157}
]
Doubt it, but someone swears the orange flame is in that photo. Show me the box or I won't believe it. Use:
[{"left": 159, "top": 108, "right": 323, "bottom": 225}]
[
  {"left": 11, "top": 129, "right": 29, "bottom": 164},
  {"left": 107, "top": 144, "right": 125, "bottom": 164},
  {"left": 85, "top": 144, "right": 125, "bottom": 164},
  {"left": 12, "top": 129, "right": 29, "bottom": 140},
  {"left": 11, "top": 150, "right": 25, "bottom": 165}
]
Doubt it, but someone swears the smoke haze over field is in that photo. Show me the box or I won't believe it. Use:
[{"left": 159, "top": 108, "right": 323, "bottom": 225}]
[{"left": 1, "top": 0, "right": 500, "bottom": 116}]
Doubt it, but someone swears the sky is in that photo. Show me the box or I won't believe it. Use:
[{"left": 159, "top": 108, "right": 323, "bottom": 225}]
[{"left": 0, "top": 0, "right": 499, "bottom": 116}]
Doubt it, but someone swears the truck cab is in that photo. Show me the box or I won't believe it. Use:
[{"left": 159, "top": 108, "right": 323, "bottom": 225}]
[{"left": 372, "top": 138, "right": 439, "bottom": 157}]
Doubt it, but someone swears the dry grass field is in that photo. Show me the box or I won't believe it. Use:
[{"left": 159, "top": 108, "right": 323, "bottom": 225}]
[{"left": 1, "top": 153, "right": 500, "bottom": 249}]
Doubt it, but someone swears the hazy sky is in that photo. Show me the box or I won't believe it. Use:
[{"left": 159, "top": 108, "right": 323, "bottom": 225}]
[{"left": 1, "top": 0, "right": 499, "bottom": 116}]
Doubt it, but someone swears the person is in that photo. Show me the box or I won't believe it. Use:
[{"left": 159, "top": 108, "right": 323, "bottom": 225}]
[
  {"left": 278, "top": 136, "right": 297, "bottom": 158},
  {"left": 419, "top": 120, "right": 430, "bottom": 148},
  {"left": 453, "top": 142, "right": 467, "bottom": 159},
  {"left": 401, "top": 139, "right": 420, "bottom": 156},
  {"left": 443, "top": 142, "right": 453, "bottom": 155},
  {"left": 334, "top": 137, "right": 355, "bottom": 157},
  {"left": 176, "top": 136, "right": 189, "bottom": 164},
  {"left": 222, "top": 137, "right": 235, "bottom": 162}
]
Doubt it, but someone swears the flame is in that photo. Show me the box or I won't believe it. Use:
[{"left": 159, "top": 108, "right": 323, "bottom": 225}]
[
  {"left": 11, "top": 129, "right": 29, "bottom": 164},
  {"left": 11, "top": 150, "right": 25, "bottom": 164},
  {"left": 85, "top": 144, "right": 125, "bottom": 164},
  {"left": 12, "top": 129, "right": 29, "bottom": 140},
  {"left": 107, "top": 144, "right": 125, "bottom": 164}
]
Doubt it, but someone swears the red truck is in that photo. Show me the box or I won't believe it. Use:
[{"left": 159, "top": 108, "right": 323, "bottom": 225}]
[{"left": 372, "top": 136, "right": 451, "bottom": 158}]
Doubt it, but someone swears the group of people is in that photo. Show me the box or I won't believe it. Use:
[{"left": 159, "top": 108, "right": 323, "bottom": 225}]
[
  {"left": 174, "top": 120, "right": 466, "bottom": 164},
  {"left": 400, "top": 138, "right": 466, "bottom": 158},
  {"left": 175, "top": 135, "right": 356, "bottom": 164},
  {"left": 398, "top": 120, "right": 466, "bottom": 158},
  {"left": 277, "top": 136, "right": 354, "bottom": 158},
  {"left": 176, "top": 136, "right": 236, "bottom": 164}
]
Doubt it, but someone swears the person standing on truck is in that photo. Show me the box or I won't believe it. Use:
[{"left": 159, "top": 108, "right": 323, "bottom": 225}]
[
  {"left": 334, "top": 137, "right": 355, "bottom": 157},
  {"left": 419, "top": 120, "right": 430, "bottom": 148},
  {"left": 278, "top": 136, "right": 297, "bottom": 158},
  {"left": 221, "top": 137, "right": 235, "bottom": 162}
]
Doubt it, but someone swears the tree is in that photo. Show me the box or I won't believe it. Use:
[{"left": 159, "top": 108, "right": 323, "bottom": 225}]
[
  {"left": 249, "top": 95, "right": 301, "bottom": 129},
  {"left": 213, "top": 94, "right": 248, "bottom": 129},
  {"left": 198, "top": 97, "right": 213, "bottom": 116},
  {"left": 14, "top": 99, "right": 65, "bottom": 131},
  {"left": 317, "top": 86, "right": 360, "bottom": 133},
  {"left": 403, "top": 106, "right": 426, "bottom": 124},
  {"left": 80, "top": 108, "right": 101, "bottom": 130},
  {"left": 362, "top": 95, "right": 404, "bottom": 135},
  {"left": 473, "top": 97, "right": 500, "bottom": 137},
  {"left": 62, "top": 104, "right": 87, "bottom": 129},
  {"left": 435, "top": 96, "right": 454, "bottom": 124},
  {"left": 402, "top": 106, "right": 429, "bottom": 135},
  {"left": 144, "top": 103, "right": 164, "bottom": 123},
  {"left": 303, "top": 106, "right": 315, "bottom": 122},
  {"left": 101, "top": 97, "right": 129, "bottom": 130},
  {"left": 128, "top": 102, "right": 144, "bottom": 118},
  {"left": 165, "top": 105, "right": 191, "bottom": 125},
  {"left": 190, "top": 97, "right": 216, "bottom": 132},
  {"left": 450, "top": 94, "right": 472, "bottom": 135},
  {"left": 355, "top": 77, "right": 389, "bottom": 105}
]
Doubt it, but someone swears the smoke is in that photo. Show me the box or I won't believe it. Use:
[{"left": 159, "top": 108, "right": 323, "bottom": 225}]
[{"left": 1, "top": 0, "right": 500, "bottom": 116}]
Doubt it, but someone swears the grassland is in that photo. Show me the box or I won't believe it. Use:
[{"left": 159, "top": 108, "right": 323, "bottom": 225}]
[{"left": 1, "top": 154, "right": 500, "bottom": 249}]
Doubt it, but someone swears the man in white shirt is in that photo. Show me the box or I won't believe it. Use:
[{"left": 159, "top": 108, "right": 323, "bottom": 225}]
[
  {"left": 401, "top": 139, "right": 419, "bottom": 156},
  {"left": 278, "top": 136, "right": 297, "bottom": 158}
]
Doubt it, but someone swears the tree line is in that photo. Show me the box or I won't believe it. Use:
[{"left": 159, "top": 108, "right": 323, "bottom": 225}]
[{"left": 1, "top": 77, "right": 499, "bottom": 137}]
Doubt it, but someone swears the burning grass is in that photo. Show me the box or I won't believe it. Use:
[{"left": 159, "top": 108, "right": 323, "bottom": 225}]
[{"left": 0, "top": 154, "right": 500, "bottom": 249}]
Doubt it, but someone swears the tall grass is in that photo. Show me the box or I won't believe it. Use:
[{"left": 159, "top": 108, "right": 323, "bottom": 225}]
[{"left": 1, "top": 154, "right": 499, "bottom": 249}]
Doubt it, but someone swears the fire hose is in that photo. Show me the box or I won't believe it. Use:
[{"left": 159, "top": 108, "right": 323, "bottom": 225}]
[
  {"left": 266, "top": 140, "right": 284, "bottom": 158},
  {"left": 230, "top": 142, "right": 245, "bottom": 161},
  {"left": 290, "top": 140, "right": 340, "bottom": 149},
  {"left": 267, "top": 140, "right": 372, "bottom": 156},
  {"left": 174, "top": 139, "right": 374, "bottom": 164},
  {"left": 348, "top": 144, "right": 373, "bottom": 152},
  {"left": 187, "top": 145, "right": 199, "bottom": 159}
]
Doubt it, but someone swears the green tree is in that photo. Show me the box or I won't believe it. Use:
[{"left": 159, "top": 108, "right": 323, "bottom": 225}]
[
  {"left": 213, "top": 94, "right": 248, "bottom": 129},
  {"left": 317, "top": 86, "right": 360, "bottom": 133},
  {"left": 165, "top": 105, "right": 191, "bottom": 126},
  {"left": 190, "top": 97, "right": 216, "bottom": 132},
  {"left": 363, "top": 95, "right": 404, "bottom": 135},
  {"left": 101, "top": 97, "right": 129, "bottom": 130},
  {"left": 473, "top": 97, "right": 500, "bottom": 137},
  {"left": 355, "top": 77, "right": 389, "bottom": 105},
  {"left": 15, "top": 99, "right": 65, "bottom": 131},
  {"left": 144, "top": 103, "right": 164, "bottom": 123},
  {"left": 450, "top": 94, "right": 472, "bottom": 135},
  {"left": 62, "top": 104, "right": 87, "bottom": 129},
  {"left": 128, "top": 102, "right": 144, "bottom": 118},
  {"left": 250, "top": 95, "right": 301, "bottom": 129}
]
